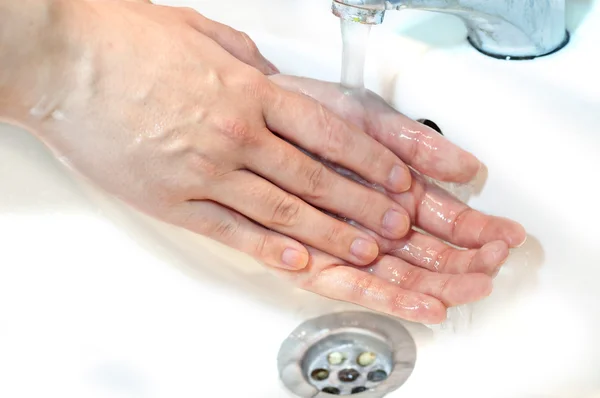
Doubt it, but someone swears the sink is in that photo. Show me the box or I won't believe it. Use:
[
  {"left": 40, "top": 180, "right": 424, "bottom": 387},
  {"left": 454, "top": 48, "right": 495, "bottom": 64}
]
[{"left": 1, "top": 0, "right": 599, "bottom": 397}]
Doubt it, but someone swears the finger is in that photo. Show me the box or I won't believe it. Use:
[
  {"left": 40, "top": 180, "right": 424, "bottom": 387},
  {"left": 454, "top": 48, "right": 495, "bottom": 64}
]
[
  {"left": 272, "top": 249, "right": 448, "bottom": 324},
  {"left": 387, "top": 230, "right": 510, "bottom": 276},
  {"left": 270, "top": 74, "right": 481, "bottom": 183},
  {"left": 332, "top": 212, "right": 510, "bottom": 275},
  {"left": 391, "top": 172, "right": 527, "bottom": 248},
  {"left": 168, "top": 200, "right": 309, "bottom": 270},
  {"left": 182, "top": 11, "right": 278, "bottom": 75},
  {"left": 262, "top": 85, "right": 412, "bottom": 193},
  {"left": 207, "top": 170, "right": 380, "bottom": 265},
  {"left": 375, "top": 116, "right": 481, "bottom": 183},
  {"left": 364, "top": 256, "right": 493, "bottom": 306},
  {"left": 246, "top": 135, "right": 411, "bottom": 240},
  {"left": 308, "top": 163, "right": 525, "bottom": 249}
]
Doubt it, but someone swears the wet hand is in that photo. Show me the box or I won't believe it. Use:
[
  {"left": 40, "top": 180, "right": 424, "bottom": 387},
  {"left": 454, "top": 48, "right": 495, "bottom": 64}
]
[{"left": 269, "top": 75, "right": 527, "bottom": 323}]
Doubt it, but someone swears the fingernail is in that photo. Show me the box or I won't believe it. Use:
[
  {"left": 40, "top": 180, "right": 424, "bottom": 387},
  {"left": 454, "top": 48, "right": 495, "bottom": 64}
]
[
  {"left": 382, "top": 209, "right": 410, "bottom": 238},
  {"left": 388, "top": 164, "right": 411, "bottom": 192},
  {"left": 491, "top": 267, "right": 501, "bottom": 279},
  {"left": 281, "top": 248, "right": 308, "bottom": 270},
  {"left": 350, "top": 238, "right": 379, "bottom": 263},
  {"left": 507, "top": 223, "right": 527, "bottom": 248},
  {"left": 266, "top": 60, "right": 280, "bottom": 75},
  {"left": 513, "top": 234, "right": 528, "bottom": 248}
]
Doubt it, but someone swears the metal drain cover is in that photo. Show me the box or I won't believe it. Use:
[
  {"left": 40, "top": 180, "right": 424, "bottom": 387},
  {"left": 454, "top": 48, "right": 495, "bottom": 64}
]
[{"left": 277, "top": 312, "right": 417, "bottom": 397}]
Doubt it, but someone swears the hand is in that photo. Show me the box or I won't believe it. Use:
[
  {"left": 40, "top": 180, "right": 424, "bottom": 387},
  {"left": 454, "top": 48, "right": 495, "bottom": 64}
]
[
  {"left": 3, "top": 1, "right": 417, "bottom": 270},
  {"left": 267, "top": 75, "right": 527, "bottom": 323},
  {"left": 119, "top": 0, "right": 280, "bottom": 75}
]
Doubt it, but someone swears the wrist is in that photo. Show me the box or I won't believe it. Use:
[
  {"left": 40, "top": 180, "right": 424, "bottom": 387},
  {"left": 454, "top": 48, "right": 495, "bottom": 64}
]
[{"left": 0, "top": 0, "right": 78, "bottom": 131}]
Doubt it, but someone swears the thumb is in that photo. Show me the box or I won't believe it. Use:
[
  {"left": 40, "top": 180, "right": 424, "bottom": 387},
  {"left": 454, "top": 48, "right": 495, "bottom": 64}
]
[{"left": 183, "top": 11, "right": 279, "bottom": 75}]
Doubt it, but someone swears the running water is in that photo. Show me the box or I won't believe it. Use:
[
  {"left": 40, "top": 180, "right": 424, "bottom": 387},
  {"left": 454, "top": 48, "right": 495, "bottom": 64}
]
[
  {"left": 339, "top": 19, "right": 482, "bottom": 334},
  {"left": 340, "top": 20, "right": 372, "bottom": 89}
]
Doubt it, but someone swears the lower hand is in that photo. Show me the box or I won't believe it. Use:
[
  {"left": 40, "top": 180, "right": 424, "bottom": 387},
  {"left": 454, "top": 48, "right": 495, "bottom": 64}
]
[{"left": 268, "top": 75, "right": 527, "bottom": 323}]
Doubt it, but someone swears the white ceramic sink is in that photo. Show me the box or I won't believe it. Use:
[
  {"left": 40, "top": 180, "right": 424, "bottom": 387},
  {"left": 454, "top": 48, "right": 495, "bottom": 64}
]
[{"left": 1, "top": 1, "right": 599, "bottom": 397}]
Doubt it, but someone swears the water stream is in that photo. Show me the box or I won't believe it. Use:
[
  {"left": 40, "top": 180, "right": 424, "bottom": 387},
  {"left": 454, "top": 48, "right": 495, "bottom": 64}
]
[
  {"left": 340, "top": 19, "right": 480, "bottom": 334},
  {"left": 340, "top": 20, "right": 372, "bottom": 89}
]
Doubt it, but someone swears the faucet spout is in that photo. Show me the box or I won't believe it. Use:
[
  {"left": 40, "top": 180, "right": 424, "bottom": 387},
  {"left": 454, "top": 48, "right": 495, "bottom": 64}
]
[{"left": 332, "top": 0, "right": 568, "bottom": 59}]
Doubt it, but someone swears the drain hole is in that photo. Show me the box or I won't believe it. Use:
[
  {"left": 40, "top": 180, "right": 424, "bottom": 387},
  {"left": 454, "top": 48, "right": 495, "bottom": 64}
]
[
  {"left": 311, "top": 368, "right": 330, "bottom": 381},
  {"left": 367, "top": 369, "right": 388, "bottom": 382},
  {"left": 322, "top": 386, "right": 341, "bottom": 395},
  {"left": 338, "top": 368, "right": 360, "bottom": 382},
  {"left": 328, "top": 352, "right": 346, "bottom": 365},
  {"left": 357, "top": 352, "right": 376, "bottom": 367},
  {"left": 417, "top": 119, "right": 443, "bottom": 135},
  {"left": 278, "top": 312, "right": 418, "bottom": 397}
]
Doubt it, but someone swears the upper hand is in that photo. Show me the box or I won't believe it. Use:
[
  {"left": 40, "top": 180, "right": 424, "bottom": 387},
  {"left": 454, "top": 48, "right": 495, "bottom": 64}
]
[{"left": 23, "top": 1, "right": 417, "bottom": 270}]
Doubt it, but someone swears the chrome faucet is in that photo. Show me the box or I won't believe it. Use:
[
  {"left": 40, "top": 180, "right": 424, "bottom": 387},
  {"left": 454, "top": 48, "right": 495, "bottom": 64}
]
[{"left": 332, "top": 0, "right": 569, "bottom": 59}]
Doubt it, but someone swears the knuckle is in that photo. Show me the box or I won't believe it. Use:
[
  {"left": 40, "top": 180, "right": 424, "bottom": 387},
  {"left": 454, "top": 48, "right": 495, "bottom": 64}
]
[
  {"left": 353, "top": 275, "right": 374, "bottom": 295},
  {"left": 215, "top": 117, "right": 258, "bottom": 145},
  {"left": 252, "top": 233, "right": 269, "bottom": 258},
  {"left": 399, "top": 269, "right": 423, "bottom": 289},
  {"left": 178, "top": 6, "right": 199, "bottom": 17},
  {"left": 411, "top": 128, "right": 439, "bottom": 165},
  {"left": 434, "top": 247, "right": 451, "bottom": 272},
  {"left": 436, "top": 277, "right": 451, "bottom": 299},
  {"left": 317, "top": 103, "right": 345, "bottom": 157},
  {"left": 186, "top": 151, "right": 220, "bottom": 177},
  {"left": 392, "top": 292, "right": 413, "bottom": 311},
  {"left": 210, "top": 217, "right": 240, "bottom": 241},
  {"left": 367, "top": 147, "right": 391, "bottom": 175},
  {"left": 270, "top": 195, "right": 302, "bottom": 227},
  {"left": 450, "top": 207, "right": 473, "bottom": 239},
  {"left": 303, "top": 163, "right": 327, "bottom": 199},
  {"left": 353, "top": 193, "right": 372, "bottom": 221},
  {"left": 348, "top": 274, "right": 383, "bottom": 303},
  {"left": 323, "top": 224, "right": 343, "bottom": 245}
]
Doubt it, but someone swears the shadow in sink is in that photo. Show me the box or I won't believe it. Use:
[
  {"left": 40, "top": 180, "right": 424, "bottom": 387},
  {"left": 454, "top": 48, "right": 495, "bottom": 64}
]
[
  {"left": 473, "top": 234, "right": 546, "bottom": 324},
  {"left": 0, "top": 125, "right": 90, "bottom": 214},
  {"left": 73, "top": 177, "right": 363, "bottom": 315},
  {"left": 389, "top": 11, "right": 468, "bottom": 49},
  {"left": 73, "top": 177, "right": 435, "bottom": 342}
]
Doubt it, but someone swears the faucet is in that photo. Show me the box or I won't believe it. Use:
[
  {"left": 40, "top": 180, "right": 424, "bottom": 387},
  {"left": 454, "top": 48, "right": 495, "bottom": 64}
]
[{"left": 332, "top": 0, "right": 569, "bottom": 59}]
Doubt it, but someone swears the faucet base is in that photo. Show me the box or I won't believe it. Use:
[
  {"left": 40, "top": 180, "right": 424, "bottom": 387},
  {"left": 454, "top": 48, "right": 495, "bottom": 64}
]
[{"left": 468, "top": 31, "right": 570, "bottom": 61}]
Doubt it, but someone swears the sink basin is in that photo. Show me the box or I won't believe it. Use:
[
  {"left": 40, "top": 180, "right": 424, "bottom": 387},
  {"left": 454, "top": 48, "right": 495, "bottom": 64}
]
[{"left": 1, "top": 0, "right": 599, "bottom": 397}]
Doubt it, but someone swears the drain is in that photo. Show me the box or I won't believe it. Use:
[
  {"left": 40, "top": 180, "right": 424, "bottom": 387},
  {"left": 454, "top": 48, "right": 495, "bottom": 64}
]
[{"left": 277, "top": 312, "right": 417, "bottom": 397}]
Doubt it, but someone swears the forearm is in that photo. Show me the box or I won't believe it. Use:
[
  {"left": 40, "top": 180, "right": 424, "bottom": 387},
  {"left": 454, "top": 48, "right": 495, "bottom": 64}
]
[{"left": 0, "top": 0, "right": 74, "bottom": 130}]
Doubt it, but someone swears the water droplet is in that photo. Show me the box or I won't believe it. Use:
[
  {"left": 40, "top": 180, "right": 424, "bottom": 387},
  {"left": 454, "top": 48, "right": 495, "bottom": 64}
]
[
  {"left": 322, "top": 386, "right": 341, "bottom": 395},
  {"left": 352, "top": 386, "right": 368, "bottom": 394}
]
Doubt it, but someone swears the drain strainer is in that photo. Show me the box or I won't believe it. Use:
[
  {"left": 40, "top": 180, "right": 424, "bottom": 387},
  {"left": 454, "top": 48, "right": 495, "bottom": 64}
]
[{"left": 277, "top": 312, "right": 417, "bottom": 397}]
